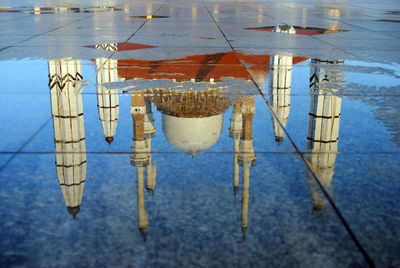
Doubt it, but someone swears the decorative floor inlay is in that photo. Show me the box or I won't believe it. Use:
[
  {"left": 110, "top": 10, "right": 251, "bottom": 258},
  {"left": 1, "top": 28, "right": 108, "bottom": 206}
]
[
  {"left": 245, "top": 25, "right": 346, "bottom": 35},
  {"left": 86, "top": 42, "right": 157, "bottom": 51}
]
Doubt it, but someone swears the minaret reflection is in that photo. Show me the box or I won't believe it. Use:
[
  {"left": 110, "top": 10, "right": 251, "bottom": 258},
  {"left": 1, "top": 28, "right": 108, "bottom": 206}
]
[
  {"left": 144, "top": 99, "right": 156, "bottom": 193},
  {"left": 48, "top": 59, "right": 86, "bottom": 219},
  {"left": 237, "top": 98, "right": 256, "bottom": 242},
  {"left": 307, "top": 58, "right": 344, "bottom": 210},
  {"left": 270, "top": 25, "right": 295, "bottom": 143},
  {"left": 95, "top": 44, "right": 119, "bottom": 144},
  {"left": 229, "top": 101, "right": 242, "bottom": 201},
  {"left": 130, "top": 92, "right": 156, "bottom": 242}
]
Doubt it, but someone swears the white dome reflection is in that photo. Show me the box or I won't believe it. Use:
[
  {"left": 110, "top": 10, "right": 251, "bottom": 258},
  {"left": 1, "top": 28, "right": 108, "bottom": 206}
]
[{"left": 162, "top": 114, "right": 223, "bottom": 152}]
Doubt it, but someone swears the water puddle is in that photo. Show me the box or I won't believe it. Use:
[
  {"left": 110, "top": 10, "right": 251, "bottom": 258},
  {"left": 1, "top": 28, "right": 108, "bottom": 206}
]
[{"left": 1, "top": 49, "right": 400, "bottom": 267}]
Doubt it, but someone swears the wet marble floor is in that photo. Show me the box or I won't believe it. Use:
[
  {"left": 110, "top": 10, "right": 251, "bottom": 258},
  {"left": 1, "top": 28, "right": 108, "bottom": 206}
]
[{"left": 1, "top": 0, "right": 400, "bottom": 267}]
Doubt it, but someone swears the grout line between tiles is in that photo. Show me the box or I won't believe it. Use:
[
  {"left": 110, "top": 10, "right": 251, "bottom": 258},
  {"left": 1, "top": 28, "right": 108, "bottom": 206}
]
[
  {"left": 232, "top": 4, "right": 287, "bottom": 24},
  {"left": 0, "top": 13, "right": 99, "bottom": 53},
  {"left": 1, "top": 151, "right": 400, "bottom": 155},
  {"left": 309, "top": 35, "right": 355, "bottom": 57},
  {"left": 0, "top": 117, "right": 51, "bottom": 173},
  {"left": 0, "top": 13, "right": 35, "bottom": 24},
  {"left": 379, "top": 67, "right": 400, "bottom": 79},
  {"left": 0, "top": 151, "right": 299, "bottom": 155}
]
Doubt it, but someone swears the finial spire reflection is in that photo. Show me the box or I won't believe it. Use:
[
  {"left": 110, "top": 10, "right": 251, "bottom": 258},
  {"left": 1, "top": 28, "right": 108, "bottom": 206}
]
[
  {"left": 229, "top": 101, "right": 243, "bottom": 202},
  {"left": 130, "top": 92, "right": 157, "bottom": 241},
  {"left": 238, "top": 98, "right": 256, "bottom": 242}
]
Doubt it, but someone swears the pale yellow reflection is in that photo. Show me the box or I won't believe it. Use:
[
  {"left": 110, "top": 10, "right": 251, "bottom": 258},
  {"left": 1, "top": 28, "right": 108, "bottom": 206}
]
[
  {"left": 192, "top": 5, "right": 197, "bottom": 22},
  {"left": 301, "top": 8, "right": 307, "bottom": 25},
  {"left": 146, "top": 4, "right": 152, "bottom": 17},
  {"left": 213, "top": 5, "right": 219, "bottom": 14},
  {"left": 258, "top": 6, "right": 263, "bottom": 24}
]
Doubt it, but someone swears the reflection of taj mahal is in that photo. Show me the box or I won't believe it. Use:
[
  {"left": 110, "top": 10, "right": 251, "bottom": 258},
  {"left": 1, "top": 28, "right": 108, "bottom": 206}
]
[
  {"left": 47, "top": 49, "right": 345, "bottom": 241},
  {"left": 47, "top": 53, "right": 259, "bottom": 241},
  {"left": 128, "top": 88, "right": 257, "bottom": 241}
]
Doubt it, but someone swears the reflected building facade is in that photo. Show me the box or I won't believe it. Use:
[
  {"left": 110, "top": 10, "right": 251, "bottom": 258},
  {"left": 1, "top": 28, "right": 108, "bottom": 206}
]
[
  {"left": 128, "top": 88, "right": 241, "bottom": 239},
  {"left": 114, "top": 52, "right": 286, "bottom": 240},
  {"left": 48, "top": 58, "right": 87, "bottom": 218},
  {"left": 126, "top": 83, "right": 256, "bottom": 241},
  {"left": 46, "top": 51, "right": 320, "bottom": 241}
]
